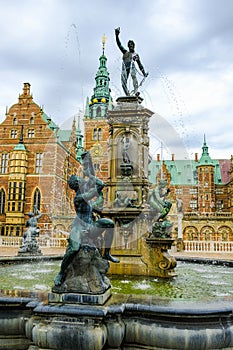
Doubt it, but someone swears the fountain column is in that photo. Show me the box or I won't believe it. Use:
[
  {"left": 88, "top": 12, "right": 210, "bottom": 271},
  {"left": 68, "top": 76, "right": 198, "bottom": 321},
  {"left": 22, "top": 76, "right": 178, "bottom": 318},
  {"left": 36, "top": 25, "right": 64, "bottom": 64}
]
[{"left": 105, "top": 96, "right": 177, "bottom": 277}]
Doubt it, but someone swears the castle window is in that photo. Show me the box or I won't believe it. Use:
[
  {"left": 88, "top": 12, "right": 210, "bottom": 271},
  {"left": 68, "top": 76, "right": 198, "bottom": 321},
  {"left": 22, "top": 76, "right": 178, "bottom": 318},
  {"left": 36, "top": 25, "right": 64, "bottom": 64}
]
[
  {"left": 93, "top": 128, "right": 97, "bottom": 140},
  {"left": 12, "top": 202, "right": 16, "bottom": 212},
  {"left": 0, "top": 189, "right": 6, "bottom": 214},
  {"left": 18, "top": 202, "right": 22, "bottom": 212},
  {"left": 216, "top": 200, "right": 223, "bottom": 210},
  {"left": 33, "top": 188, "right": 41, "bottom": 211},
  {"left": 190, "top": 199, "right": 197, "bottom": 210},
  {"left": 12, "top": 182, "right": 17, "bottom": 200},
  {"left": 11, "top": 129, "right": 17, "bottom": 138},
  {"left": 189, "top": 188, "right": 197, "bottom": 195},
  {"left": 1, "top": 153, "right": 8, "bottom": 174},
  {"left": 16, "top": 226, "right": 20, "bottom": 236},
  {"left": 97, "top": 107, "right": 101, "bottom": 118},
  {"left": 18, "top": 182, "right": 23, "bottom": 200},
  {"left": 28, "top": 129, "right": 35, "bottom": 138},
  {"left": 98, "top": 128, "right": 102, "bottom": 140},
  {"left": 35, "top": 154, "right": 43, "bottom": 173},
  {"left": 175, "top": 188, "right": 182, "bottom": 195},
  {"left": 13, "top": 117, "right": 18, "bottom": 125}
]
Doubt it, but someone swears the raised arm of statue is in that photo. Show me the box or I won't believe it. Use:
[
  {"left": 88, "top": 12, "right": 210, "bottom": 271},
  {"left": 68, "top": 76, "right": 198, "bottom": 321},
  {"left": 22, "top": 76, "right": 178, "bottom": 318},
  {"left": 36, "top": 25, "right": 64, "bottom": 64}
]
[{"left": 115, "top": 27, "right": 127, "bottom": 54}]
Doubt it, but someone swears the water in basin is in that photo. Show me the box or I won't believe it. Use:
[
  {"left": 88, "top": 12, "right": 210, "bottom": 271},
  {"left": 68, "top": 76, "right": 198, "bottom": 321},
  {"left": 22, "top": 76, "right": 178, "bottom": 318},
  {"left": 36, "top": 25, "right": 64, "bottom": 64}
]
[{"left": 0, "top": 260, "right": 233, "bottom": 301}]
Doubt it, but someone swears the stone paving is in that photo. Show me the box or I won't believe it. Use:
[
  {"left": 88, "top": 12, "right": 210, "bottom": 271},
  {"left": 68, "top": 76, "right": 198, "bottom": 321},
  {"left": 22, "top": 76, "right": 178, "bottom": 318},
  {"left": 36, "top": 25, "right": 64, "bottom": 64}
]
[
  {"left": 0, "top": 246, "right": 233, "bottom": 261},
  {"left": 0, "top": 246, "right": 65, "bottom": 257},
  {"left": 173, "top": 251, "right": 233, "bottom": 261}
]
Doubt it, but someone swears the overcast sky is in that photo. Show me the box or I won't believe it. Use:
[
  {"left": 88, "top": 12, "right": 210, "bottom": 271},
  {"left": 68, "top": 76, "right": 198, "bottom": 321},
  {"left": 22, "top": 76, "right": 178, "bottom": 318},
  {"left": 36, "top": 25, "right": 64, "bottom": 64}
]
[{"left": 1, "top": 0, "right": 233, "bottom": 160}]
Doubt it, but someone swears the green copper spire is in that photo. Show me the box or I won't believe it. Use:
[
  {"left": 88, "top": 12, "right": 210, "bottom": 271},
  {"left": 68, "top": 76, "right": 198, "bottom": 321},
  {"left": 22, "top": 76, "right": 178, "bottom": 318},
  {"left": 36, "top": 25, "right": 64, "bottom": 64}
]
[
  {"left": 76, "top": 115, "right": 83, "bottom": 162},
  {"left": 87, "top": 35, "right": 112, "bottom": 119},
  {"left": 198, "top": 134, "right": 213, "bottom": 166}
]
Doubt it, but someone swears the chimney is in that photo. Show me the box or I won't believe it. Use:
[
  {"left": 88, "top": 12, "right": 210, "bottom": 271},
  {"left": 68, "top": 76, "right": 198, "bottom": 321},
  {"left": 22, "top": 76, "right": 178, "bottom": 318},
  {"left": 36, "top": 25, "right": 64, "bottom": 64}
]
[
  {"left": 171, "top": 153, "right": 175, "bottom": 161},
  {"left": 157, "top": 154, "right": 160, "bottom": 161},
  {"left": 23, "top": 82, "right": 31, "bottom": 96},
  {"left": 195, "top": 153, "right": 198, "bottom": 162}
]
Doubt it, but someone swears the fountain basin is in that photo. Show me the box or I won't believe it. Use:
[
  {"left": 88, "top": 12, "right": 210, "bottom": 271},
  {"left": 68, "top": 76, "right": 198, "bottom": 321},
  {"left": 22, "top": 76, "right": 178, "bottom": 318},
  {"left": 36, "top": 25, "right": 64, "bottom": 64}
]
[{"left": 1, "top": 257, "right": 233, "bottom": 349}]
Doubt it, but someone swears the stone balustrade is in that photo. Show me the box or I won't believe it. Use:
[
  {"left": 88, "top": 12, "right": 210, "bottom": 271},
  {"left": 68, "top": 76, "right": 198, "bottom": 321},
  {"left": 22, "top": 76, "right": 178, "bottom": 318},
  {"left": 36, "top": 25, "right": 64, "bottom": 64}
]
[
  {"left": 183, "top": 240, "right": 233, "bottom": 252},
  {"left": 184, "top": 211, "right": 232, "bottom": 218},
  {"left": 0, "top": 236, "right": 67, "bottom": 248}
]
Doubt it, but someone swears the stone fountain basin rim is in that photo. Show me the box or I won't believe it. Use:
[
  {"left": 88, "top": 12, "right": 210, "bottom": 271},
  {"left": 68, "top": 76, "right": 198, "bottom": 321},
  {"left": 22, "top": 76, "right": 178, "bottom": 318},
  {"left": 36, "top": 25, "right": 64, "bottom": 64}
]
[
  {"left": 1, "top": 294, "right": 233, "bottom": 318},
  {"left": 1, "top": 254, "right": 233, "bottom": 267}
]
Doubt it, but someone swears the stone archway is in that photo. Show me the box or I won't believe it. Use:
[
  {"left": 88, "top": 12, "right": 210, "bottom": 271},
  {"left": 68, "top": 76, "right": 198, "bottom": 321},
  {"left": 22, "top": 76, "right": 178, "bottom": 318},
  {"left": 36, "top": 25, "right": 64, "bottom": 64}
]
[
  {"left": 217, "top": 226, "right": 233, "bottom": 241},
  {"left": 200, "top": 225, "right": 215, "bottom": 241},
  {"left": 54, "top": 224, "right": 67, "bottom": 238},
  {"left": 183, "top": 226, "right": 198, "bottom": 240}
]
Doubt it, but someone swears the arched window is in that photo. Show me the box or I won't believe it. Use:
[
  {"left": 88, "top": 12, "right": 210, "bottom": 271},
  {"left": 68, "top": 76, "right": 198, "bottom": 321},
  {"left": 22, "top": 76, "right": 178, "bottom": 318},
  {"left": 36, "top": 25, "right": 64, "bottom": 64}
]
[
  {"left": 0, "top": 189, "right": 6, "bottom": 214},
  {"left": 30, "top": 117, "right": 34, "bottom": 125},
  {"left": 33, "top": 188, "right": 41, "bottom": 211},
  {"left": 98, "top": 128, "right": 102, "bottom": 140},
  {"left": 96, "top": 107, "right": 101, "bottom": 118},
  {"left": 13, "top": 117, "right": 18, "bottom": 125},
  {"left": 93, "top": 128, "right": 97, "bottom": 140}
]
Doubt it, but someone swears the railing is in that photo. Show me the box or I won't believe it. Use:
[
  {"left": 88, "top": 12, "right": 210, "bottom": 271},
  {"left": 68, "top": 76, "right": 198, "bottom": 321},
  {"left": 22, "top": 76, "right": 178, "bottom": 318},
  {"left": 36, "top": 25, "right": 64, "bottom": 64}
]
[
  {"left": 183, "top": 240, "right": 233, "bottom": 252},
  {"left": 1, "top": 236, "right": 233, "bottom": 253},
  {"left": 0, "top": 236, "right": 67, "bottom": 248},
  {"left": 184, "top": 212, "right": 232, "bottom": 219}
]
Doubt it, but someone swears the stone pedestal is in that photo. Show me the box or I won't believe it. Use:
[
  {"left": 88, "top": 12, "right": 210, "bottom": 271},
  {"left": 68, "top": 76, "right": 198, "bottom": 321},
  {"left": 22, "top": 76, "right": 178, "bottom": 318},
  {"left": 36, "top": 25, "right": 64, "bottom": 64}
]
[
  {"left": 51, "top": 245, "right": 112, "bottom": 305},
  {"left": 18, "top": 237, "right": 42, "bottom": 256},
  {"left": 145, "top": 238, "right": 177, "bottom": 277},
  {"left": 48, "top": 288, "right": 112, "bottom": 305}
]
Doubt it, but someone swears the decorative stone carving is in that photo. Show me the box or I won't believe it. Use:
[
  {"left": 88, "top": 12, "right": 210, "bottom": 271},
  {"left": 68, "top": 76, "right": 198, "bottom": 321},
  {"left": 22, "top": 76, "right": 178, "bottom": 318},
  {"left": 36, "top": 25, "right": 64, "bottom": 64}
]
[
  {"left": 145, "top": 238, "right": 177, "bottom": 277},
  {"left": 18, "top": 209, "right": 42, "bottom": 256}
]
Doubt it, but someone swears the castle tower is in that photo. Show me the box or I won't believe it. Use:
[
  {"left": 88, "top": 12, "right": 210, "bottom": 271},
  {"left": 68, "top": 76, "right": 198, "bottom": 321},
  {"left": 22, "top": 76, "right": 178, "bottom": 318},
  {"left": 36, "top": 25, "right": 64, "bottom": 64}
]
[
  {"left": 5, "top": 126, "right": 28, "bottom": 236},
  {"left": 83, "top": 36, "right": 113, "bottom": 181},
  {"left": 197, "top": 135, "right": 216, "bottom": 213}
]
